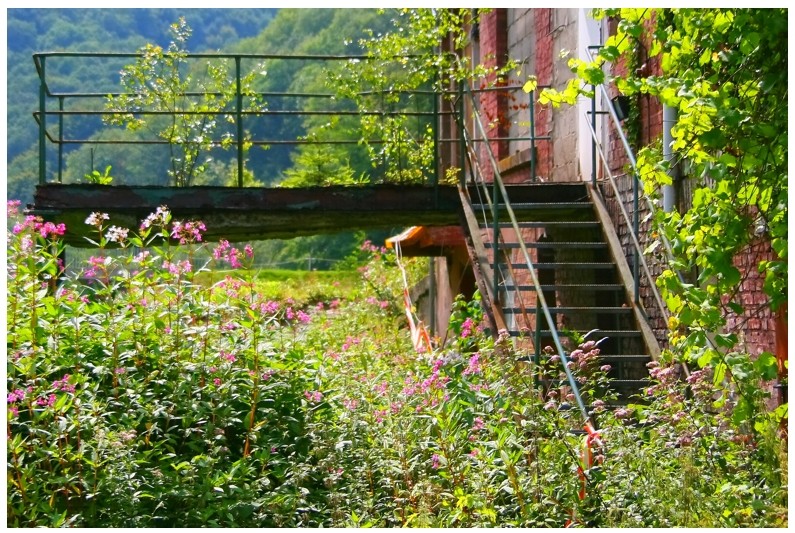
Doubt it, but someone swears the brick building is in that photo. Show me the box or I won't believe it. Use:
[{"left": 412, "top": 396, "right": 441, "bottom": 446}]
[{"left": 408, "top": 8, "right": 784, "bottom": 383}]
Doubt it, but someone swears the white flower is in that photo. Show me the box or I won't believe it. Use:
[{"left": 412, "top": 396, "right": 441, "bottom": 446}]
[{"left": 85, "top": 212, "right": 109, "bottom": 227}]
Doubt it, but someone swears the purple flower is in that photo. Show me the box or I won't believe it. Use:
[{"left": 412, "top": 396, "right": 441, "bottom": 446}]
[{"left": 431, "top": 453, "right": 441, "bottom": 469}]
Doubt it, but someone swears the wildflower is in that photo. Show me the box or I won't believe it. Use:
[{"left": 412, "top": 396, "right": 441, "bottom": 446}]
[
  {"left": 260, "top": 300, "right": 279, "bottom": 314},
  {"left": 614, "top": 407, "right": 632, "bottom": 419},
  {"left": 139, "top": 206, "right": 170, "bottom": 230},
  {"left": 431, "top": 453, "right": 441, "bottom": 469},
  {"left": 85, "top": 212, "right": 109, "bottom": 227},
  {"left": 213, "top": 378, "right": 222, "bottom": 386},
  {"left": 220, "top": 351, "right": 236, "bottom": 363},
  {"left": 592, "top": 399, "right": 606, "bottom": 413},
  {"left": 114, "top": 367, "right": 127, "bottom": 375},
  {"left": 244, "top": 244, "right": 254, "bottom": 258},
  {"left": 38, "top": 221, "right": 66, "bottom": 239},
  {"left": 343, "top": 398, "right": 359, "bottom": 410},
  {"left": 544, "top": 401, "right": 556, "bottom": 411},
  {"left": 7, "top": 199, "right": 21, "bottom": 217},
  {"left": 600, "top": 364, "right": 612, "bottom": 373},
  {"left": 106, "top": 225, "right": 129, "bottom": 243},
  {"left": 7, "top": 389, "right": 26, "bottom": 404},
  {"left": 460, "top": 317, "right": 475, "bottom": 338},
  {"left": 463, "top": 353, "right": 481, "bottom": 376},
  {"left": 8, "top": 406, "right": 19, "bottom": 417},
  {"left": 170, "top": 219, "right": 206, "bottom": 244},
  {"left": 296, "top": 310, "right": 311, "bottom": 324},
  {"left": 304, "top": 390, "right": 323, "bottom": 403},
  {"left": 286, "top": 307, "right": 295, "bottom": 321},
  {"left": 469, "top": 448, "right": 479, "bottom": 458},
  {"left": 119, "top": 430, "right": 137, "bottom": 442},
  {"left": 472, "top": 417, "right": 485, "bottom": 431}
]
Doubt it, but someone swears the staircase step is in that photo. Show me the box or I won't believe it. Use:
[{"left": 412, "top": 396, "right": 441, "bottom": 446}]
[
  {"left": 508, "top": 329, "right": 642, "bottom": 338},
  {"left": 596, "top": 354, "right": 652, "bottom": 362},
  {"left": 536, "top": 378, "right": 650, "bottom": 390},
  {"left": 503, "top": 306, "right": 633, "bottom": 315},
  {"left": 502, "top": 283, "right": 625, "bottom": 292},
  {"left": 485, "top": 221, "right": 601, "bottom": 229},
  {"left": 485, "top": 241, "right": 607, "bottom": 249},
  {"left": 508, "top": 262, "right": 615, "bottom": 270},
  {"left": 472, "top": 202, "right": 593, "bottom": 210}
]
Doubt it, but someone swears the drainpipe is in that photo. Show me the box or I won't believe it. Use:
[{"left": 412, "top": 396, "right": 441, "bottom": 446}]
[{"left": 662, "top": 104, "right": 678, "bottom": 212}]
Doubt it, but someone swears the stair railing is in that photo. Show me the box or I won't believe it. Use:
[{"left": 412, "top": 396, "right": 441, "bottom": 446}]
[
  {"left": 456, "top": 80, "right": 593, "bottom": 426},
  {"left": 586, "top": 46, "right": 697, "bottom": 375}
]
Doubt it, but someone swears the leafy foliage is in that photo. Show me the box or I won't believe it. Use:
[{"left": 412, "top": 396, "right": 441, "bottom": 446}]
[
  {"left": 6, "top": 202, "right": 786, "bottom": 527},
  {"left": 531, "top": 8, "right": 786, "bottom": 434}
]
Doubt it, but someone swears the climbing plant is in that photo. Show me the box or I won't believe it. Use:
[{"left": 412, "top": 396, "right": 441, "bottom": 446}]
[
  {"left": 105, "top": 18, "right": 264, "bottom": 187},
  {"left": 533, "top": 8, "right": 787, "bottom": 433}
]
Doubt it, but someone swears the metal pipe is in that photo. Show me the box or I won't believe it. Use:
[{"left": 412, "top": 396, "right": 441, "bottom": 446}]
[
  {"left": 662, "top": 104, "right": 678, "bottom": 212},
  {"left": 38, "top": 56, "right": 46, "bottom": 185},
  {"left": 235, "top": 57, "right": 244, "bottom": 187},
  {"left": 590, "top": 85, "right": 597, "bottom": 186},
  {"left": 529, "top": 89, "right": 537, "bottom": 181},
  {"left": 58, "top": 96, "right": 64, "bottom": 183}
]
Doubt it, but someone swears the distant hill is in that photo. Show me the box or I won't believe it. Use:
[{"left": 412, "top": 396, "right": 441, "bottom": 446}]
[{"left": 7, "top": 8, "right": 277, "bottom": 201}]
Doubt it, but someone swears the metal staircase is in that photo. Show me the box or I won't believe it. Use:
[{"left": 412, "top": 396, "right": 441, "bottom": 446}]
[
  {"left": 467, "top": 182, "right": 652, "bottom": 400},
  {"left": 453, "top": 80, "right": 659, "bottom": 409}
]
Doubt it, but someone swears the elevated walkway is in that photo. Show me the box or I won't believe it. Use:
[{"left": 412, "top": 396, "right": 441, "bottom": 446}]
[{"left": 31, "top": 183, "right": 463, "bottom": 247}]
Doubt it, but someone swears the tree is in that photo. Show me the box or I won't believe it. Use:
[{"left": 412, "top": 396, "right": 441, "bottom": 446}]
[{"left": 104, "top": 18, "right": 264, "bottom": 187}]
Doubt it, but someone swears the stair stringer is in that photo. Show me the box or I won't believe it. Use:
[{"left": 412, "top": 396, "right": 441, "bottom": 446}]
[
  {"left": 457, "top": 185, "right": 508, "bottom": 335},
  {"left": 586, "top": 182, "right": 661, "bottom": 360}
]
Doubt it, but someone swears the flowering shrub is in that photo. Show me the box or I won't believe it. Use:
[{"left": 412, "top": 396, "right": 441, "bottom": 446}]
[{"left": 6, "top": 202, "right": 787, "bottom": 527}]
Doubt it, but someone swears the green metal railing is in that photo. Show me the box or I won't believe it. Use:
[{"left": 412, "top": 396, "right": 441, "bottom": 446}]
[
  {"left": 455, "top": 80, "right": 592, "bottom": 427},
  {"left": 32, "top": 52, "right": 449, "bottom": 190}
]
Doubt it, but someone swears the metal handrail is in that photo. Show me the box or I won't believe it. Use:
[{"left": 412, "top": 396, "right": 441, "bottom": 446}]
[
  {"left": 32, "top": 51, "right": 449, "bottom": 188},
  {"left": 458, "top": 81, "right": 593, "bottom": 426},
  {"left": 583, "top": 117, "right": 668, "bottom": 320}
]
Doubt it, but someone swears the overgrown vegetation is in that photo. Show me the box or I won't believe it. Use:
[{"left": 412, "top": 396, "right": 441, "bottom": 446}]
[
  {"left": 6, "top": 203, "right": 787, "bottom": 527},
  {"left": 533, "top": 7, "right": 787, "bottom": 437}
]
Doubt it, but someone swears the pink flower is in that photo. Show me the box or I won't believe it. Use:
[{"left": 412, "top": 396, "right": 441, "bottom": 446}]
[
  {"left": 463, "top": 353, "right": 481, "bottom": 376},
  {"left": 244, "top": 244, "right": 254, "bottom": 258},
  {"left": 7, "top": 199, "right": 21, "bottom": 217},
  {"left": 472, "top": 417, "right": 485, "bottom": 431},
  {"left": 213, "top": 378, "right": 222, "bottom": 386},
  {"left": 297, "top": 310, "right": 311, "bottom": 324},
  {"left": 171, "top": 220, "right": 205, "bottom": 244},
  {"left": 431, "top": 453, "right": 441, "bottom": 469}
]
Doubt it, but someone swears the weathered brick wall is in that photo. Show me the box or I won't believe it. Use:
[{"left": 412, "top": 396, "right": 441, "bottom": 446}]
[{"left": 477, "top": 9, "right": 509, "bottom": 183}]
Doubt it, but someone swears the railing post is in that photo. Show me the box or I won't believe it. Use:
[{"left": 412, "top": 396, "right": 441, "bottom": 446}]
[
  {"left": 529, "top": 89, "right": 537, "bottom": 182},
  {"left": 534, "top": 295, "right": 541, "bottom": 388},
  {"left": 458, "top": 83, "right": 466, "bottom": 187},
  {"left": 235, "top": 56, "right": 244, "bottom": 188},
  {"left": 38, "top": 56, "right": 46, "bottom": 185},
  {"left": 633, "top": 172, "right": 640, "bottom": 305},
  {"left": 58, "top": 96, "right": 64, "bottom": 183},
  {"left": 432, "top": 82, "right": 439, "bottom": 208},
  {"left": 591, "top": 84, "right": 597, "bottom": 187},
  {"left": 492, "top": 162, "right": 500, "bottom": 304}
]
